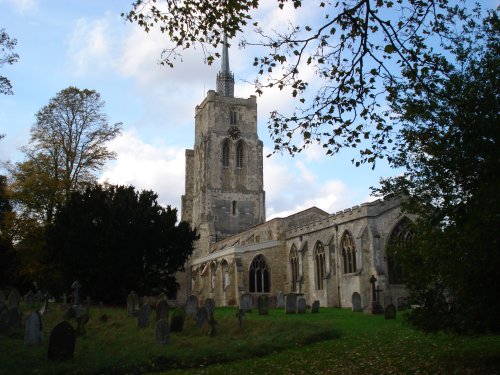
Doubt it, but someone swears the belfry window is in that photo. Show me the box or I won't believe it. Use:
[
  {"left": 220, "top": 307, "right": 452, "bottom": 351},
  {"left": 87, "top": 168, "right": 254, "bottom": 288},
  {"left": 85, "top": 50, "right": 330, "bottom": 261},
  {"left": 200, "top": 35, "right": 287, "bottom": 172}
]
[
  {"left": 314, "top": 242, "right": 326, "bottom": 290},
  {"left": 341, "top": 231, "right": 357, "bottom": 273},
  {"left": 236, "top": 142, "right": 244, "bottom": 168},
  {"left": 290, "top": 246, "right": 299, "bottom": 292},
  {"left": 230, "top": 110, "right": 237, "bottom": 125},
  {"left": 249, "top": 255, "right": 270, "bottom": 293},
  {"left": 222, "top": 140, "right": 230, "bottom": 167}
]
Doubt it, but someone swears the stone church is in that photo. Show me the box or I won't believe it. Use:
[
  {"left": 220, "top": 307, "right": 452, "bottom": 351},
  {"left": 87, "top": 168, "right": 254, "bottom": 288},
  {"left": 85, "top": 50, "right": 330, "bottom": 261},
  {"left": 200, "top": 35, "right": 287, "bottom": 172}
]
[{"left": 178, "top": 40, "right": 411, "bottom": 312}]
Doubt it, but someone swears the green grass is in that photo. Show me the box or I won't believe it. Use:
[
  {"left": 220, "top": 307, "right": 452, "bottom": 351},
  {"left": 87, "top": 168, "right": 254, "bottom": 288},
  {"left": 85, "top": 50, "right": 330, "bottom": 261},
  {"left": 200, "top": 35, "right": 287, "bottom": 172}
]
[{"left": 0, "top": 304, "right": 499, "bottom": 374}]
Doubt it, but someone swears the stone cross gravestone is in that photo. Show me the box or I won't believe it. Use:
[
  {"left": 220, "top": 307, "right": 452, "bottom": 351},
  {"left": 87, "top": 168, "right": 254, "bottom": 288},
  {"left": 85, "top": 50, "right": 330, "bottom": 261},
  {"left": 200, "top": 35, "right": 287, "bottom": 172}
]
[
  {"left": 48, "top": 321, "right": 76, "bottom": 361},
  {"left": 24, "top": 311, "right": 43, "bottom": 345},
  {"left": 7, "top": 288, "right": 20, "bottom": 308},
  {"left": 351, "top": 292, "right": 362, "bottom": 312},
  {"left": 137, "top": 304, "right": 151, "bottom": 328},
  {"left": 196, "top": 306, "right": 209, "bottom": 328},
  {"left": 276, "top": 291, "right": 285, "bottom": 308},
  {"left": 285, "top": 293, "right": 297, "bottom": 314},
  {"left": 170, "top": 308, "right": 185, "bottom": 332},
  {"left": 297, "top": 297, "right": 306, "bottom": 314},
  {"left": 240, "top": 293, "right": 252, "bottom": 312},
  {"left": 311, "top": 300, "right": 320, "bottom": 313},
  {"left": 369, "top": 275, "right": 384, "bottom": 314},
  {"left": 156, "top": 301, "right": 169, "bottom": 322},
  {"left": 257, "top": 295, "right": 269, "bottom": 315},
  {"left": 204, "top": 298, "right": 215, "bottom": 317},
  {"left": 185, "top": 295, "right": 198, "bottom": 317},
  {"left": 155, "top": 319, "right": 170, "bottom": 345},
  {"left": 385, "top": 304, "right": 397, "bottom": 320}
]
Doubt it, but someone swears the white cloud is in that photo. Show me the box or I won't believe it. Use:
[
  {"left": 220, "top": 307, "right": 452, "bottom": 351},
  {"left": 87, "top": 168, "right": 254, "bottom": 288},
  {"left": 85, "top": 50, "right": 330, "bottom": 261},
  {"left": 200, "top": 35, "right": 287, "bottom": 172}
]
[
  {"left": 0, "top": 0, "right": 38, "bottom": 14},
  {"left": 99, "top": 131, "right": 186, "bottom": 210}
]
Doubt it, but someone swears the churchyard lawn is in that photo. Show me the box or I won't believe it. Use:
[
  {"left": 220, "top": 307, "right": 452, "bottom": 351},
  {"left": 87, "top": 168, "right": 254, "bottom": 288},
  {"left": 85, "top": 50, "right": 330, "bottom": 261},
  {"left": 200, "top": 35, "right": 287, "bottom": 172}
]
[{"left": 0, "top": 304, "right": 499, "bottom": 374}]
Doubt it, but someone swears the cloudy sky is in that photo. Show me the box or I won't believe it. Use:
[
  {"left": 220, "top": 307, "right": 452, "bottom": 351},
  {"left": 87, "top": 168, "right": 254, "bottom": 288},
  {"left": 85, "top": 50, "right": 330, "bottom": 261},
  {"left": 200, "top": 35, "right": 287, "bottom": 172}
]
[{"left": 0, "top": 0, "right": 404, "bottom": 220}]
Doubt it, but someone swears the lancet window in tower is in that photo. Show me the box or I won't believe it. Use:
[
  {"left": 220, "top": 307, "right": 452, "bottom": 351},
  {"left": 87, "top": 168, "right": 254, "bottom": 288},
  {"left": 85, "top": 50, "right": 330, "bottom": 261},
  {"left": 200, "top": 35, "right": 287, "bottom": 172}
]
[
  {"left": 222, "top": 140, "right": 230, "bottom": 168},
  {"left": 236, "top": 142, "right": 244, "bottom": 169},
  {"left": 314, "top": 242, "right": 326, "bottom": 290},
  {"left": 230, "top": 110, "right": 237, "bottom": 125},
  {"left": 249, "top": 255, "right": 270, "bottom": 293},
  {"left": 341, "top": 231, "right": 357, "bottom": 273}
]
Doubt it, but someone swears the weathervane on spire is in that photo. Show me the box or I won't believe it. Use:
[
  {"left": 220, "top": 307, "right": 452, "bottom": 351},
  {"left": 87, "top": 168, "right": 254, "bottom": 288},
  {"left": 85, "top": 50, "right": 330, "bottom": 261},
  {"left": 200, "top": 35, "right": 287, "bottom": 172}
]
[{"left": 216, "top": 34, "right": 234, "bottom": 97}]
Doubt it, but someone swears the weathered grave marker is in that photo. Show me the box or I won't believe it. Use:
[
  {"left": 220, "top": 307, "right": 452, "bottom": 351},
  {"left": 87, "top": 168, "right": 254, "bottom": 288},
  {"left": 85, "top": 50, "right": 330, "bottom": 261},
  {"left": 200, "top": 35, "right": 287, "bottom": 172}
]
[
  {"left": 240, "top": 293, "right": 252, "bottom": 312},
  {"left": 24, "top": 311, "right": 43, "bottom": 345},
  {"left": 127, "top": 291, "right": 139, "bottom": 316},
  {"left": 351, "top": 292, "right": 362, "bottom": 312},
  {"left": 156, "top": 300, "right": 169, "bottom": 322},
  {"left": 137, "top": 304, "right": 151, "bottom": 328},
  {"left": 155, "top": 319, "right": 169, "bottom": 345},
  {"left": 196, "top": 306, "right": 209, "bottom": 328},
  {"left": 257, "top": 295, "right": 269, "bottom": 315},
  {"left": 311, "top": 300, "right": 320, "bottom": 313},
  {"left": 48, "top": 321, "right": 76, "bottom": 361},
  {"left": 285, "top": 293, "right": 297, "bottom": 314},
  {"left": 276, "top": 291, "right": 285, "bottom": 308},
  {"left": 170, "top": 308, "right": 185, "bottom": 332},
  {"left": 185, "top": 295, "right": 198, "bottom": 317},
  {"left": 297, "top": 297, "right": 306, "bottom": 314},
  {"left": 385, "top": 304, "right": 397, "bottom": 320}
]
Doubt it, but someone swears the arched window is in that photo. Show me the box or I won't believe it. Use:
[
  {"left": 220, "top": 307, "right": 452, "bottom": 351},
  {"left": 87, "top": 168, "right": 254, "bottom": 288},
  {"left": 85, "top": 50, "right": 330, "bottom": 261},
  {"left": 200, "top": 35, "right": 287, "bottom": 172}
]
[
  {"left": 222, "top": 140, "right": 230, "bottom": 167},
  {"left": 289, "top": 246, "right": 299, "bottom": 292},
  {"left": 314, "top": 242, "right": 326, "bottom": 290},
  {"left": 387, "top": 218, "right": 414, "bottom": 284},
  {"left": 236, "top": 141, "right": 244, "bottom": 169},
  {"left": 341, "top": 231, "right": 357, "bottom": 273},
  {"left": 249, "top": 255, "right": 270, "bottom": 293}
]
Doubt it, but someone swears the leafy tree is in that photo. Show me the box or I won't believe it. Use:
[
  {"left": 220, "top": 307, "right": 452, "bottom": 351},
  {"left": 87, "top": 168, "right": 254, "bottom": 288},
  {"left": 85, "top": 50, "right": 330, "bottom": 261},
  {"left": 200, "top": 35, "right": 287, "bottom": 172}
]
[
  {"left": 124, "top": 0, "right": 478, "bottom": 163},
  {"left": 0, "top": 176, "right": 15, "bottom": 286},
  {"left": 8, "top": 87, "right": 122, "bottom": 223},
  {"left": 374, "top": 11, "right": 500, "bottom": 333},
  {"left": 0, "top": 29, "right": 19, "bottom": 95},
  {"left": 46, "top": 184, "right": 198, "bottom": 303}
]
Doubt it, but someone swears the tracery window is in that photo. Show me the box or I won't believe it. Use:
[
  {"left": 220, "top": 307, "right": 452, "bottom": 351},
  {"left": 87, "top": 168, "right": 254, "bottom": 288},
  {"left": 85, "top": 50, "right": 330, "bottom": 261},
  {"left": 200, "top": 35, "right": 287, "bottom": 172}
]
[
  {"left": 314, "top": 242, "right": 326, "bottom": 290},
  {"left": 341, "top": 231, "right": 357, "bottom": 274},
  {"left": 387, "top": 218, "right": 414, "bottom": 284},
  {"left": 249, "top": 255, "right": 270, "bottom": 293},
  {"left": 222, "top": 140, "right": 230, "bottom": 167},
  {"left": 236, "top": 141, "right": 244, "bottom": 168},
  {"left": 289, "top": 245, "right": 299, "bottom": 292}
]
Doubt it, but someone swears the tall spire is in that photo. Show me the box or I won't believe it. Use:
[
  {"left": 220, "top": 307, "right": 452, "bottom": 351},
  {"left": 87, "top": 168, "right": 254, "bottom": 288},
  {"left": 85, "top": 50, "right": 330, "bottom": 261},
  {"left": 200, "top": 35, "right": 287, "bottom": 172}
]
[{"left": 216, "top": 34, "right": 234, "bottom": 97}]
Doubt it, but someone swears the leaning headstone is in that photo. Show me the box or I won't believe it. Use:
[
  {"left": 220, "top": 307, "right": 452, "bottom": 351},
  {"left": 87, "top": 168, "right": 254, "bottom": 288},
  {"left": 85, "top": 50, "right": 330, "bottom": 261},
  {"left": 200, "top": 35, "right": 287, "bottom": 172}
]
[
  {"left": 297, "top": 297, "right": 306, "bottom": 314},
  {"left": 285, "top": 293, "right": 297, "bottom": 314},
  {"left": 24, "top": 311, "right": 43, "bottom": 345},
  {"left": 311, "top": 300, "right": 320, "bottom": 313},
  {"left": 351, "top": 292, "right": 362, "bottom": 312},
  {"left": 48, "top": 321, "right": 76, "bottom": 361},
  {"left": 137, "top": 304, "right": 151, "bottom": 328},
  {"left": 204, "top": 298, "right": 215, "bottom": 317},
  {"left": 170, "top": 308, "right": 185, "bottom": 332},
  {"left": 127, "top": 291, "right": 139, "bottom": 316},
  {"left": 257, "top": 295, "right": 269, "bottom": 315},
  {"left": 185, "top": 295, "right": 198, "bottom": 317},
  {"left": 155, "top": 319, "right": 169, "bottom": 345},
  {"left": 7, "top": 288, "right": 20, "bottom": 308},
  {"left": 240, "top": 293, "right": 252, "bottom": 313},
  {"left": 156, "top": 300, "right": 169, "bottom": 322},
  {"left": 276, "top": 291, "right": 285, "bottom": 308},
  {"left": 196, "top": 306, "right": 209, "bottom": 328},
  {"left": 385, "top": 304, "right": 397, "bottom": 320}
]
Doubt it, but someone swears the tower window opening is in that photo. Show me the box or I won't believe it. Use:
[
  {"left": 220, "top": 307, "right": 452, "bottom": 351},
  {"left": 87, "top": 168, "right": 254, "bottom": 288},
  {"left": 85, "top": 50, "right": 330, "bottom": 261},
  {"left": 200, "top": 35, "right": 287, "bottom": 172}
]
[
  {"left": 222, "top": 141, "right": 230, "bottom": 167},
  {"left": 236, "top": 142, "right": 244, "bottom": 168},
  {"left": 230, "top": 110, "right": 237, "bottom": 125},
  {"left": 232, "top": 201, "right": 236, "bottom": 215}
]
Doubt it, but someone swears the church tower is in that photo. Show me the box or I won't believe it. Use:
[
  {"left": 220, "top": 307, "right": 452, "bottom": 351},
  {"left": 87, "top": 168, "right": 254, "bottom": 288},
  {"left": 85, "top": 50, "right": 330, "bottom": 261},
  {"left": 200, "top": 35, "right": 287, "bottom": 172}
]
[{"left": 182, "top": 37, "right": 266, "bottom": 258}]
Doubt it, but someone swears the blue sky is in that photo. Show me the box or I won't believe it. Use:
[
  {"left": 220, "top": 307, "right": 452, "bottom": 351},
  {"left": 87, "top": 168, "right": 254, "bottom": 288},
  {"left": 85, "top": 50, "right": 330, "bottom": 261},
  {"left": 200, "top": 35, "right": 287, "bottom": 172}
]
[{"left": 0, "top": 0, "right": 408, "bottom": 219}]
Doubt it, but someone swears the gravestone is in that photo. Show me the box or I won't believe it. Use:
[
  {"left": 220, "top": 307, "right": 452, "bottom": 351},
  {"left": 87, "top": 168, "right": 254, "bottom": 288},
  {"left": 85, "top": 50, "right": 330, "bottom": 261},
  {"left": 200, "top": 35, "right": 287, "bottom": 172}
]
[
  {"left": 297, "top": 297, "right": 306, "bottom": 314},
  {"left": 71, "top": 281, "right": 81, "bottom": 305},
  {"left": 196, "top": 306, "right": 209, "bottom": 328},
  {"left": 47, "top": 321, "right": 76, "bottom": 361},
  {"left": 7, "top": 288, "right": 20, "bottom": 308},
  {"left": 276, "top": 292, "right": 285, "bottom": 308},
  {"left": 6, "top": 306, "right": 22, "bottom": 328},
  {"left": 127, "top": 291, "right": 139, "bottom": 316},
  {"left": 240, "top": 293, "right": 252, "bottom": 312},
  {"left": 204, "top": 298, "right": 215, "bottom": 317},
  {"left": 384, "top": 295, "right": 393, "bottom": 307},
  {"left": 137, "top": 304, "right": 151, "bottom": 328},
  {"left": 311, "top": 300, "right": 320, "bottom": 313},
  {"left": 25, "top": 291, "right": 35, "bottom": 308},
  {"left": 269, "top": 295, "right": 277, "bottom": 309},
  {"left": 76, "top": 311, "right": 89, "bottom": 336},
  {"left": 385, "top": 304, "right": 396, "bottom": 320},
  {"left": 285, "top": 293, "right": 297, "bottom": 314},
  {"left": 155, "top": 319, "right": 169, "bottom": 345},
  {"left": 351, "top": 292, "right": 362, "bottom": 312},
  {"left": 185, "top": 295, "right": 198, "bottom": 317},
  {"left": 24, "top": 311, "right": 43, "bottom": 345},
  {"left": 397, "top": 297, "right": 408, "bottom": 311},
  {"left": 170, "top": 308, "right": 185, "bottom": 332},
  {"left": 257, "top": 295, "right": 269, "bottom": 315},
  {"left": 156, "top": 301, "right": 169, "bottom": 322},
  {"left": 63, "top": 306, "right": 76, "bottom": 320},
  {"left": 236, "top": 309, "right": 245, "bottom": 328}
]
